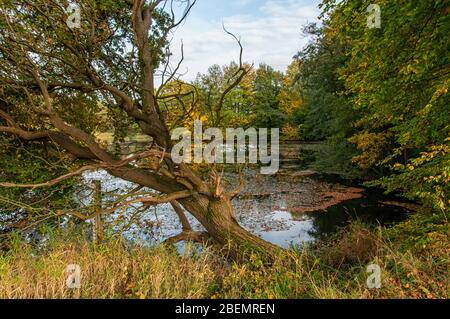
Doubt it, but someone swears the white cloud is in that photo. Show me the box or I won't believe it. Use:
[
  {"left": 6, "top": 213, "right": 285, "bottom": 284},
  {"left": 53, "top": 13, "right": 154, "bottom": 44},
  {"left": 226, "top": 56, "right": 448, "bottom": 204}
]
[
  {"left": 166, "top": 0, "right": 320, "bottom": 81},
  {"left": 232, "top": 0, "right": 257, "bottom": 7}
]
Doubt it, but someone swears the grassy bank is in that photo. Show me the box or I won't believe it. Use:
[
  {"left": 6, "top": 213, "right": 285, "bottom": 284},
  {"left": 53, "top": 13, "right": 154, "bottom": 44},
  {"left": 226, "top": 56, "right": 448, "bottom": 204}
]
[{"left": 0, "top": 213, "right": 448, "bottom": 299}]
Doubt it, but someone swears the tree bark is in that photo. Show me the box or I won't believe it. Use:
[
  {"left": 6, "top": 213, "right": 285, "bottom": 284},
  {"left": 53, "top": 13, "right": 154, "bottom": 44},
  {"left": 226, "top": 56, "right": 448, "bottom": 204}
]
[
  {"left": 108, "top": 166, "right": 282, "bottom": 261},
  {"left": 180, "top": 195, "right": 281, "bottom": 261}
]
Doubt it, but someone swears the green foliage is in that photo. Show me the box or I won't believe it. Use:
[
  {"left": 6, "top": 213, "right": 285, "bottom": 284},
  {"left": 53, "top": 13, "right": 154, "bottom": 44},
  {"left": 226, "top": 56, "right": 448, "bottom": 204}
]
[
  {"left": 293, "top": 23, "right": 361, "bottom": 175},
  {"left": 294, "top": 1, "right": 450, "bottom": 207},
  {"left": 296, "top": 23, "right": 356, "bottom": 141},
  {"left": 0, "top": 138, "right": 79, "bottom": 232},
  {"left": 194, "top": 62, "right": 303, "bottom": 134},
  {"left": 334, "top": 0, "right": 449, "bottom": 209},
  {"left": 311, "top": 135, "right": 363, "bottom": 178},
  {"left": 252, "top": 64, "right": 286, "bottom": 128},
  {"left": 194, "top": 63, "right": 256, "bottom": 128},
  {"left": 368, "top": 138, "right": 450, "bottom": 213}
]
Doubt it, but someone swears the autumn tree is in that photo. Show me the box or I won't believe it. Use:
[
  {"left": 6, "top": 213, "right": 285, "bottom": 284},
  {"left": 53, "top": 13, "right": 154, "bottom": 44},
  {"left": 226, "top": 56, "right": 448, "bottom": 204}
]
[
  {"left": 328, "top": 0, "right": 450, "bottom": 212},
  {"left": 278, "top": 60, "right": 303, "bottom": 140},
  {"left": 0, "top": 0, "right": 279, "bottom": 258},
  {"left": 295, "top": 0, "right": 449, "bottom": 209},
  {"left": 252, "top": 64, "right": 285, "bottom": 129},
  {"left": 194, "top": 62, "right": 255, "bottom": 129}
]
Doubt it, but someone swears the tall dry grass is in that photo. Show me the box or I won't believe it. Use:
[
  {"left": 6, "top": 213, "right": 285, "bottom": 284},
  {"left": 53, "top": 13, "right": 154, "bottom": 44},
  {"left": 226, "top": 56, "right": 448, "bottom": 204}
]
[
  {"left": 0, "top": 217, "right": 448, "bottom": 299},
  {"left": 0, "top": 238, "right": 219, "bottom": 299}
]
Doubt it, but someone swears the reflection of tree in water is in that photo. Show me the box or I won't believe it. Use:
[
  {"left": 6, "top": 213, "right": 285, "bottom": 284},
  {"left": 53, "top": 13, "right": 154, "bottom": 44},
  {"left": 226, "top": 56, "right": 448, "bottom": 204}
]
[{"left": 297, "top": 198, "right": 410, "bottom": 241}]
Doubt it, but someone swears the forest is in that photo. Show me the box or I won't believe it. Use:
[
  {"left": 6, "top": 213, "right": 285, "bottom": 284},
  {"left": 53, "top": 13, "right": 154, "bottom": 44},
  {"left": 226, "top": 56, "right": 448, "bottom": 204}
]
[{"left": 0, "top": 0, "right": 448, "bottom": 300}]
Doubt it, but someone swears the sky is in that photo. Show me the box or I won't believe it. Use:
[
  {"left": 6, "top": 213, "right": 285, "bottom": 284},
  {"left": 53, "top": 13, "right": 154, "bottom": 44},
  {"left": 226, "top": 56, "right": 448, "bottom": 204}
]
[{"left": 166, "top": 0, "right": 321, "bottom": 81}]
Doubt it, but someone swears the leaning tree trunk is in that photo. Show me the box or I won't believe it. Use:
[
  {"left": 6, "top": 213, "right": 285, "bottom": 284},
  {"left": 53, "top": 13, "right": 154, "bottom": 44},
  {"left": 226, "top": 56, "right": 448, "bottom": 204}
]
[
  {"left": 109, "top": 167, "right": 281, "bottom": 261},
  {"left": 180, "top": 195, "right": 281, "bottom": 261}
]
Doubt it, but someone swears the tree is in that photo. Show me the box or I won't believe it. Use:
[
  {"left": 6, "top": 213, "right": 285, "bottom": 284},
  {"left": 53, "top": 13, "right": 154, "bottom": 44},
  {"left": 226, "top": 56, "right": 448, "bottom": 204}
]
[
  {"left": 327, "top": 0, "right": 449, "bottom": 211},
  {"left": 194, "top": 62, "right": 255, "bottom": 129},
  {"left": 278, "top": 60, "right": 303, "bottom": 140},
  {"left": 252, "top": 64, "right": 285, "bottom": 129},
  {"left": 296, "top": 0, "right": 449, "bottom": 210},
  {"left": 0, "top": 0, "right": 279, "bottom": 259},
  {"left": 294, "top": 23, "right": 361, "bottom": 176}
]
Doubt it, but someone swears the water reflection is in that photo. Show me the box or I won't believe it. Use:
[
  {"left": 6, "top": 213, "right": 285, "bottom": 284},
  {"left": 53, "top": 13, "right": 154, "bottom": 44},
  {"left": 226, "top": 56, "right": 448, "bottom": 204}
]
[
  {"left": 83, "top": 170, "right": 410, "bottom": 249},
  {"left": 234, "top": 194, "right": 409, "bottom": 248},
  {"left": 302, "top": 198, "right": 409, "bottom": 242}
]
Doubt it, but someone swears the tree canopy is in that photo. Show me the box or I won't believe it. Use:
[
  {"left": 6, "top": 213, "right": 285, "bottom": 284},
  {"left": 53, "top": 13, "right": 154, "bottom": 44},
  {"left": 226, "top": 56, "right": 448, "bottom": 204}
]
[{"left": 294, "top": 0, "right": 449, "bottom": 212}]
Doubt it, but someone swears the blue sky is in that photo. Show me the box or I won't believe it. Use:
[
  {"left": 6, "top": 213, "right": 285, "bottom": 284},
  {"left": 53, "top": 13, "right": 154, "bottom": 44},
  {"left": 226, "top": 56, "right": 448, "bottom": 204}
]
[{"left": 166, "top": 0, "right": 321, "bottom": 80}]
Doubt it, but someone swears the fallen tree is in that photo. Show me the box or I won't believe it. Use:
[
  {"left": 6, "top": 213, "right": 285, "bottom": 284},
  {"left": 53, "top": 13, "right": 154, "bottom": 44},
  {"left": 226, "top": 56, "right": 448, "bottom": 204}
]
[{"left": 0, "top": 0, "right": 280, "bottom": 259}]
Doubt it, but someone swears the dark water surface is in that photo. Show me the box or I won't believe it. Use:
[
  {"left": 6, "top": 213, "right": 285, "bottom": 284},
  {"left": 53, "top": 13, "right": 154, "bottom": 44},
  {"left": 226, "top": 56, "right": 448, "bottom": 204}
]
[
  {"left": 0, "top": 142, "right": 413, "bottom": 249},
  {"left": 83, "top": 166, "right": 411, "bottom": 249},
  {"left": 254, "top": 195, "right": 409, "bottom": 248}
]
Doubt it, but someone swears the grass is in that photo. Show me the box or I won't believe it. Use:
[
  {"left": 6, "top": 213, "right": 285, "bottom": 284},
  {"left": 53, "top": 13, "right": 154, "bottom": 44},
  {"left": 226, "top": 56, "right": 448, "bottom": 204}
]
[{"left": 0, "top": 213, "right": 448, "bottom": 299}]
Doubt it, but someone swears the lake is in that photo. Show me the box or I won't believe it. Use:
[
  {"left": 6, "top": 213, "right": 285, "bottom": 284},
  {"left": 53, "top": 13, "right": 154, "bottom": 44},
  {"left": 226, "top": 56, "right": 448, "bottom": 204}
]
[{"left": 82, "top": 142, "right": 412, "bottom": 248}]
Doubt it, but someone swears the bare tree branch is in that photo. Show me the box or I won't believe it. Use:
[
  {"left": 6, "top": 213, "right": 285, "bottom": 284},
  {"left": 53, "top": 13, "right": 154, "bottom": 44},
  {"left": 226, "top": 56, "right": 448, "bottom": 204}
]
[
  {"left": 164, "top": 230, "right": 210, "bottom": 245},
  {"left": 171, "top": 200, "right": 192, "bottom": 231},
  {"left": 213, "top": 26, "right": 253, "bottom": 126}
]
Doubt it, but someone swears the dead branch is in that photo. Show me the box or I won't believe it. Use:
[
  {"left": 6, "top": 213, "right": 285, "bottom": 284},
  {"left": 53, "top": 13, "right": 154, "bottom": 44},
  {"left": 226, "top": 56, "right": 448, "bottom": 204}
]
[
  {"left": 0, "top": 149, "right": 168, "bottom": 189},
  {"left": 164, "top": 230, "right": 210, "bottom": 245},
  {"left": 170, "top": 200, "right": 192, "bottom": 231},
  {"left": 229, "top": 172, "right": 246, "bottom": 200},
  {"left": 213, "top": 26, "right": 253, "bottom": 126},
  {"left": 59, "top": 190, "right": 196, "bottom": 221},
  {"left": 0, "top": 164, "right": 104, "bottom": 189}
]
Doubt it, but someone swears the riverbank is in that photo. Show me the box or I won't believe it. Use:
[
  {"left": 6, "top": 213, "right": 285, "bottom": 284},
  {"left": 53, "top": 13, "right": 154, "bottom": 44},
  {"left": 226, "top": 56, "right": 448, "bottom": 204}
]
[{"left": 1, "top": 213, "right": 448, "bottom": 299}]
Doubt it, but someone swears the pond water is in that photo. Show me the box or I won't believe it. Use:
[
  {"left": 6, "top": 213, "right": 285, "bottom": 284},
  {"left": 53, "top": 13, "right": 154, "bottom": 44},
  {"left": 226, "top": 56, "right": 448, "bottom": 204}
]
[
  {"left": 83, "top": 164, "right": 411, "bottom": 249},
  {"left": 0, "top": 142, "right": 414, "bottom": 250}
]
